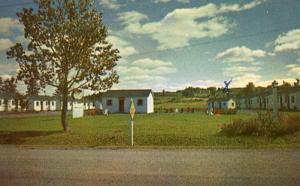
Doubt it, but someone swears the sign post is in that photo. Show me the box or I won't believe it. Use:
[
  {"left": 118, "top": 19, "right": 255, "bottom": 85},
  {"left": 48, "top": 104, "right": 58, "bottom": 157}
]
[
  {"left": 272, "top": 81, "right": 279, "bottom": 121},
  {"left": 129, "top": 98, "right": 135, "bottom": 146}
]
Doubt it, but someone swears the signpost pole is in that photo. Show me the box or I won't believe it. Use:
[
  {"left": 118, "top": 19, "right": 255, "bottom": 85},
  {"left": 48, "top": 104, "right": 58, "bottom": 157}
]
[
  {"left": 131, "top": 119, "right": 134, "bottom": 146},
  {"left": 129, "top": 98, "right": 136, "bottom": 147},
  {"left": 272, "top": 81, "right": 279, "bottom": 121}
]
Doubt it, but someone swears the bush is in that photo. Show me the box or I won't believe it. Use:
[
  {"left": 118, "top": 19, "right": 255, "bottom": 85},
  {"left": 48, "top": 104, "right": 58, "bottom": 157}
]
[
  {"left": 212, "top": 109, "right": 237, "bottom": 115},
  {"left": 278, "top": 114, "right": 300, "bottom": 135},
  {"left": 220, "top": 112, "right": 300, "bottom": 137},
  {"left": 223, "top": 109, "right": 237, "bottom": 115}
]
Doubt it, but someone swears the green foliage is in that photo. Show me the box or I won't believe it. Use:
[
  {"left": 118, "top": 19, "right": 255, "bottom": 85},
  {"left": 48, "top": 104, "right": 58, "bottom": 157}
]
[
  {"left": 220, "top": 112, "right": 300, "bottom": 137},
  {"left": 0, "top": 77, "right": 18, "bottom": 95}
]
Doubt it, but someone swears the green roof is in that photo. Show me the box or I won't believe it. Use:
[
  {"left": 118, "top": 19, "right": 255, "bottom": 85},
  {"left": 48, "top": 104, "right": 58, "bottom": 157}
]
[
  {"left": 102, "top": 89, "right": 152, "bottom": 98},
  {"left": 26, "top": 95, "right": 56, "bottom": 101}
]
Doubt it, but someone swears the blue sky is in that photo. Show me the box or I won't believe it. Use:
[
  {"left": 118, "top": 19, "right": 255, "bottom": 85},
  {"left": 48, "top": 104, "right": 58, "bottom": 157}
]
[{"left": 0, "top": 0, "right": 300, "bottom": 93}]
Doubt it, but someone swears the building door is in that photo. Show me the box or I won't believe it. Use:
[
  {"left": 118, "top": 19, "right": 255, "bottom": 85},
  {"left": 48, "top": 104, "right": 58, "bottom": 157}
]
[
  {"left": 41, "top": 101, "right": 43, "bottom": 111},
  {"left": 119, "top": 98, "right": 125, "bottom": 113}
]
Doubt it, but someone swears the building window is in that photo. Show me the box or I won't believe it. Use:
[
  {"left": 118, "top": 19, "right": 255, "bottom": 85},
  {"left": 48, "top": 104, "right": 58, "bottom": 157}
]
[
  {"left": 232, "top": 102, "right": 235, "bottom": 106},
  {"left": 107, "top": 99, "right": 112, "bottom": 106},
  {"left": 36, "top": 101, "right": 39, "bottom": 106},
  {"left": 137, "top": 99, "right": 143, "bottom": 106},
  {"left": 285, "top": 96, "right": 289, "bottom": 103},
  {"left": 52, "top": 101, "right": 55, "bottom": 106},
  {"left": 291, "top": 96, "right": 295, "bottom": 103}
]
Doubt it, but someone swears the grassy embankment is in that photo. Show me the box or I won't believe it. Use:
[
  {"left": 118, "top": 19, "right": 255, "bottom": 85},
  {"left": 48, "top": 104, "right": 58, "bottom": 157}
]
[{"left": 0, "top": 112, "right": 299, "bottom": 148}]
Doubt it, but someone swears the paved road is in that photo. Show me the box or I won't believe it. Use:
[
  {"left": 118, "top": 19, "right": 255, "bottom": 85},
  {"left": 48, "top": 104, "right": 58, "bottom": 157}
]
[{"left": 0, "top": 146, "right": 299, "bottom": 185}]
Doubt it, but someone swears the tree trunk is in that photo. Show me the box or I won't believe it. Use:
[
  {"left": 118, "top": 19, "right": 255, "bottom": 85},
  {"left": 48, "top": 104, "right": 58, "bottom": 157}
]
[{"left": 61, "top": 88, "right": 69, "bottom": 132}]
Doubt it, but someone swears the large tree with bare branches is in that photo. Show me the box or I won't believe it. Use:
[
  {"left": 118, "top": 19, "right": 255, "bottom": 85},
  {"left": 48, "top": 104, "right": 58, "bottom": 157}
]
[{"left": 7, "top": 0, "right": 120, "bottom": 131}]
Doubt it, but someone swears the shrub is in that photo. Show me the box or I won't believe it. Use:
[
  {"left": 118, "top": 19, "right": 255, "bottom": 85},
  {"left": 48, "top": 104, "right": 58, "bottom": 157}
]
[
  {"left": 213, "top": 109, "right": 223, "bottom": 115},
  {"left": 223, "top": 109, "right": 237, "bottom": 115},
  {"left": 220, "top": 112, "right": 300, "bottom": 137},
  {"left": 278, "top": 114, "right": 300, "bottom": 135}
]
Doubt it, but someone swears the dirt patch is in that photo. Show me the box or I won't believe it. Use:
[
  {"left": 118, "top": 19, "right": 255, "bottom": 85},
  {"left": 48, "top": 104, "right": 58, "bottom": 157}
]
[{"left": 0, "top": 131, "right": 62, "bottom": 144}]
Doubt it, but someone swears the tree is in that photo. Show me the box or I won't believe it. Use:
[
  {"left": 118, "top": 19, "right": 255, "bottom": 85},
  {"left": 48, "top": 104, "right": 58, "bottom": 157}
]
[
  {"left": 182, "top": 87, "right": 195, "bottom": 97},
  {"left": 294, "top": 78, "right": 300, "bottom": 87},
  {"left": 0, "top": 77, "right": 17, "bottom": 95},
  {"left": 7, "top": 0, "right": 120, "bottom": 132},
  {"left": 26, "top": 78, "right": 40, "bottom": 96},
  {"left": 244, "top": 82, "right": 256, "bottom": 96},
  {"left": 207, "top": 87, "right": 217, "bottom": 97},
  {"left": 281, "top": 80, "right": 292, "bottom": 89},
  {"left": 53, "top": 87, "right": 63, "bottom": 98},
  {"left": 0, "top": 77, "right": 2, "bottom": 90}
]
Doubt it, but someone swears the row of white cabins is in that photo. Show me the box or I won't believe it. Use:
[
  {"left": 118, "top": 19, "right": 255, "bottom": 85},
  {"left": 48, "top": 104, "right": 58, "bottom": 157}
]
[
  {"left": 0, "top": 89, "right": 154, "bottom": 114},
  {"left": 208, "top": 87, "right": 300, "bottom": 111}
]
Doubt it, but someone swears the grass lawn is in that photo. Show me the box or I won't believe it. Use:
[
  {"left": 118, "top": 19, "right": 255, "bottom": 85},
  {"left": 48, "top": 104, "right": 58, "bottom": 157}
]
[
  {"left": 0, "top": 113, "right": 299, "bottom": 148},
  {"left": 155, "top": 96, "right": 207, "bottom": 109},
  {"left": 155, "top": 101, "right": 207, "bottom": 109}
]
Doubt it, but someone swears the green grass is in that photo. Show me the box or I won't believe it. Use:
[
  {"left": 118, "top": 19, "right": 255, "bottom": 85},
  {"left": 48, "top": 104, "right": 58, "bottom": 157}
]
[
  {"left": 155, "top": 101, "right": 206, "bottom": 109},
  {"left": 0, "top": 113, "right": 299, "bottom": 148},
  {"left": 154, "top": 96, "right": 207, "bottom": 109}
]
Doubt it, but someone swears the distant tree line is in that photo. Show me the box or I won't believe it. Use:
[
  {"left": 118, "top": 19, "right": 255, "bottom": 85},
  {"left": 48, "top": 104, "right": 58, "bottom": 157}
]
[{"left": 155, "top": 78, "right": 300, "bottom": 98}]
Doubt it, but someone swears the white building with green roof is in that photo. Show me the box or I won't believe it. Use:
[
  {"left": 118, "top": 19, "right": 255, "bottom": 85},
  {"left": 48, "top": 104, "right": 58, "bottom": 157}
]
[{"left": 101, "top": 89, "right": 154, "bottom": 114}]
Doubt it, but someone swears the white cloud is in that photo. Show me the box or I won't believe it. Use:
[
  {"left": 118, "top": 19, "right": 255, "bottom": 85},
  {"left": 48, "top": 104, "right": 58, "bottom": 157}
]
[
  {"left": 216, "top": 46, "right": 269, "bottom": 63},
  {"left": 286, "top": 64, "right": 300, "bottom": 76},
  {"left": 222, "top": 64, "right": 263, "bottom": 87},
  {"left": 131, "top": 58, "right": 173, "bottom": 69},
  {"left": 274, "top": 29, "right": 300, "bottom": 53},
  {"left": 154, "top": 0, "right": 190, "bottom": 3},
  {"left": 0, "top": 17, "right": 23, "bottom": 36},
  {"left": 107, "top": 35, "right": 138, "bottom": 57},
  {"left": 223, "top": 65, "right": 261, "bottom": 77},
  {"left": 0, "top": 63, "right": 19, "bottom": 78},
  {"left": 15, "top": 35, "right": 30, "bottom": 45},
  {"left": 116, "top": 58, "right": 176, "bottom": 88},
  {"left": 0, "top": 38, "right": 14, "bottom": 51},
  {"left": 167, "top": 80, "right": 223, "bottom": 91},
  {"left": 231, "top": 73, "right": 262, "bottom": 87},
  {"left": 118, "top": 0, "right": 266, "bottom": 50},
  {"left": 99, "top": 0, "right": 121, "bottom": 9}
]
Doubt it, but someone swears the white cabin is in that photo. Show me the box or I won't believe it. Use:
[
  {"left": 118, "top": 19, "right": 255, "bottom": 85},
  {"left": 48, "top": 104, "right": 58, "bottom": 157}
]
[{"left": 101, "top": 89, "right": 154, "bottom": 114}]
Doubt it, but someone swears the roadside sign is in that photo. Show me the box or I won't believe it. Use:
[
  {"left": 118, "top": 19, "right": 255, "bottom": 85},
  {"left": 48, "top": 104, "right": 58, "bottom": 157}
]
[
  {"left": 72, "top": 90, "right": 84, "bottom": 118},
  {"left": 129, "top": 98, "right": 135, "bottom": 120}
]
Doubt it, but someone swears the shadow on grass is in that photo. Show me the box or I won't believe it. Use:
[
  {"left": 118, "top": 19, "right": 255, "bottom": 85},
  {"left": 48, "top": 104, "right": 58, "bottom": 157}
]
[{"left": 0, "top": 131, "right": 62, "bottom": 144}]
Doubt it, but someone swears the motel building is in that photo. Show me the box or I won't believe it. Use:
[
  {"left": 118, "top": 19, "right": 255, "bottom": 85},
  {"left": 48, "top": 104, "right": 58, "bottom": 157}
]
[
  {"left": 27, "top": 96, "right": 57, "bottom": 111},
  {"left": 207, "top": 97, "right": 236, "bottom": 110},
  {"left": 0, "top": 94, "right": 17, "bottom": 112},
  {"left": 101, "top": 89, "right": 154, "bottom": 114}
]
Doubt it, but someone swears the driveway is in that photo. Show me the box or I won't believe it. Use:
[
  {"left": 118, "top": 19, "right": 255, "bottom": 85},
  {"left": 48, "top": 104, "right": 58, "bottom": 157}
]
[{"left": 0, "top": 146, "right": 299, "bottom": 185}]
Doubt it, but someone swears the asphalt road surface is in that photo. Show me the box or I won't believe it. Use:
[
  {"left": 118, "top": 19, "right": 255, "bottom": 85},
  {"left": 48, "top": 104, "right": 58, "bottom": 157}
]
[{"left": 0, "top": 146, "right": 299, "bottom": 186}]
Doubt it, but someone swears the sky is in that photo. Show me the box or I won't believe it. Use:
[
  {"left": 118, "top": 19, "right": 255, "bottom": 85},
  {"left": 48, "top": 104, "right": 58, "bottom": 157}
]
[{"left": 0, "top": 0, "right": 300, "bottom": 94}]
